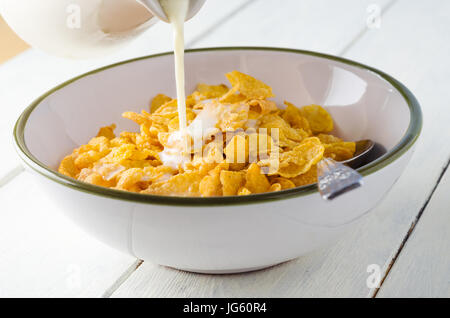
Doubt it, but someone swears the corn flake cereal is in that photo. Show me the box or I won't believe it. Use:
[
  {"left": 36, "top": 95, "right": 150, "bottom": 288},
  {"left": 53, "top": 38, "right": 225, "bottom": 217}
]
[
  {"left": 150, "top": 94, "right": 172, "bottom": 113},
  {"left": 196, "top": 83, "right": 229, "bottom": 99},
  {"left": 245, "top": 163, "right": 271, "bottom": 194},
  {"left": 220, "top": 170, "right": 246, "bottom": 196},
  {"left": 58, "top": 71, "right": 355, "bottom": 197},
  {"left": 224, "top": 70, "right": 274, "bottom": 100},
  {"left": 277, "top": 137, "right": 324, "bottom": 178},
  {"left": 299, "top": 104, "right": 334, "bottom": 134}
]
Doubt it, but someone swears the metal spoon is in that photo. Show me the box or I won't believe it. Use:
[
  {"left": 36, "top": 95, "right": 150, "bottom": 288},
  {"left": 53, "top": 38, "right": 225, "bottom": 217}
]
[
  {"left": 140, "top": 0, "right": 207, "bottom": 22},
  {"left": 317, "top": 139, "right": 374, "bottom": 200}
]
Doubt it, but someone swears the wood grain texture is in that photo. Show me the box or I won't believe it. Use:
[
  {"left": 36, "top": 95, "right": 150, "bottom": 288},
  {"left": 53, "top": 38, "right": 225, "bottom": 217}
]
[
  {"left": 0, "top": 172, "right": 137, "bottom": 297},
  {"left": 111, "top": 0, "right": 450, "bottom": 297},
  {"left": 376, "top": 163, "right": 450, "bottom": 297},
  {"left": 0, "top": 0, "right": 254, "bottom": 184}
]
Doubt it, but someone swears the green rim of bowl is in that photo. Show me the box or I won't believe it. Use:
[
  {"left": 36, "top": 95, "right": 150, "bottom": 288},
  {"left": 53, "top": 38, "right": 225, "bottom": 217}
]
[{"left": 13, "top": 47, "right": 422, "bottom": 206}]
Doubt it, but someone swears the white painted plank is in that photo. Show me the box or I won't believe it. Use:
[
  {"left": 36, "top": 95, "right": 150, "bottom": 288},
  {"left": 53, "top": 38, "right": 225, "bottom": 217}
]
[
  {"left": 377, "top": 165, "right": 450, "bottom": 298},
  {"left": 189, "top": 0, "right": 391, "bottom": 53},
  {"left": 342, "top": 0, "right": 450, "bottom": 295},
  {"left": 0, "top": 0, "right": 254, "bottom": 183},
  {"left": 112, "top": 0, "right": 450, "bottom": 297},
  {"left": 0, "top": 172, "right": 138, "bottom": 297}
]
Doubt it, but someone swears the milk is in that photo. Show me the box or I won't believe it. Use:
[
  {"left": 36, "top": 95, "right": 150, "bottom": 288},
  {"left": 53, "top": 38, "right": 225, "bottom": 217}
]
[{"left": 160, "top": 0, "right": 190, "bottom": 132}]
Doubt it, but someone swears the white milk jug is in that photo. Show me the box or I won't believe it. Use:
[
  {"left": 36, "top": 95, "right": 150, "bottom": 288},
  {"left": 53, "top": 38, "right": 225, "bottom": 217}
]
[{"left": 0, "top": 0, "right": 205, "bottom": 58}]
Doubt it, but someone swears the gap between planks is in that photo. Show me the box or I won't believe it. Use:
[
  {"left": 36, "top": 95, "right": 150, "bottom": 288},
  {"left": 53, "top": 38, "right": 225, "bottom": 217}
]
[
  {"left": 102, "top": 260, "right": 144, "bottom": 298},
  {"left": 0, "top": 165, "right": 24, "bottom": 188},
  {"left": 372, "top": 156, "right": 450, "bottom": 298}
]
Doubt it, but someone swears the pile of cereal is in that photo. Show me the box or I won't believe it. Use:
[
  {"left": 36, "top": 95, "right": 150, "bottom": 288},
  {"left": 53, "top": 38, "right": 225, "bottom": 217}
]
[{"left": 58, "top": 71, "right": 356, "bottom": 197}]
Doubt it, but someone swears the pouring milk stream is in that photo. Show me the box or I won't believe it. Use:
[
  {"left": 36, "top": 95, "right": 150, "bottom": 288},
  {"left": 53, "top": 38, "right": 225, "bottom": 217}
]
[
  {"left": 160, "top": 0, "right": 189, "bottom": 133},
  {"left": 1, "top": 0, "right": 204, "bottom": 153},
  {"left": 3, "top": 0, "right": 365, "bottom": 199}
]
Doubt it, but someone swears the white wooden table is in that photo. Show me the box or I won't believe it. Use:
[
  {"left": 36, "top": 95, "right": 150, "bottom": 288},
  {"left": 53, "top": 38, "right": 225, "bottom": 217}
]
[{"left": 1, "top": 0, "right": 449, "bottom": 298}]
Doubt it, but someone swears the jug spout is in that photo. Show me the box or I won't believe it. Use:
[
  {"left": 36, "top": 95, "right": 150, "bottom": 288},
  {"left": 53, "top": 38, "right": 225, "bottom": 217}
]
[
  {"left": 0, "top": 0, "right": 159, "bottom": 59},
  {"left": 138, "top": 0, "right": 207, "bottom": 23}
]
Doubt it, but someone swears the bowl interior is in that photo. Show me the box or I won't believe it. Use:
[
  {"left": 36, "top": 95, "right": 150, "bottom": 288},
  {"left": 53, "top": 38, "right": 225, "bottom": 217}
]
[{"left": 21, "top": 48, "right": 411, "bottom": 173}]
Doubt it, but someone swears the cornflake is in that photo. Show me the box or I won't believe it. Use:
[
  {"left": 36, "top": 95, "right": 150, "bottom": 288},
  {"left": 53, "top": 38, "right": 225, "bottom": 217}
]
[{"left": 58, "top": 71, "right": 356, "bottom": 196}]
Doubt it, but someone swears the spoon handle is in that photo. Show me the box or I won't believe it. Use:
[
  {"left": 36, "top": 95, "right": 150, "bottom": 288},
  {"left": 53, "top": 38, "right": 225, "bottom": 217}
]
[{"left": 317, "top": 158, "right": 363, "bottom": 200}]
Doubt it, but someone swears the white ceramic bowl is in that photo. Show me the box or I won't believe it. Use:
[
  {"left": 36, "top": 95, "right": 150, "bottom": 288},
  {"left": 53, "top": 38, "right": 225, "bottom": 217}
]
[{"left": 14, "top": 47, "right": 422, "bottom": 273}]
